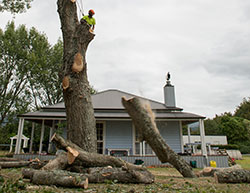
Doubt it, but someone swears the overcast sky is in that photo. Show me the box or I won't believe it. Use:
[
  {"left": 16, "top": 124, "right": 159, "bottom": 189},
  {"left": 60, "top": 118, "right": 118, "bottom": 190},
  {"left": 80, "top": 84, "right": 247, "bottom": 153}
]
[{"left": 1, "top": 0, "right": 250, "bottom": 118}]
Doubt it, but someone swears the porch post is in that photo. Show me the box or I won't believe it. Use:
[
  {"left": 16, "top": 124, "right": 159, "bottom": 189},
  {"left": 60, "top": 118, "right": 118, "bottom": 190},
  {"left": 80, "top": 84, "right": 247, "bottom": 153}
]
[
  {"left": 29, "top": 122, "right": 35, "bottom": 153},
  {"left": 39, "top": 120, "right": 45, "bottom": 154},
  {"left": 142, "top": 141, "right": 145, "bottom": 156},
  {"left": 179, "top": 121, "right": 184, "bottom": 153},
  {"left": 187, "top": 125, "right": 191, "bottom": 144},
  {"left": 199, "top": 119, "right": 207, "bottom": 155},
  {"left": 15, "top": 118, "right": 24, "bottom": 154},
  {"left": 48, "top": 120, "right": 55, "bottom": 153},
  {"left": 140, "top": 142, "right": 143, "bottom": 156},
  {"left": 9, "top": 138, "right": 13, "bottom": 153}
]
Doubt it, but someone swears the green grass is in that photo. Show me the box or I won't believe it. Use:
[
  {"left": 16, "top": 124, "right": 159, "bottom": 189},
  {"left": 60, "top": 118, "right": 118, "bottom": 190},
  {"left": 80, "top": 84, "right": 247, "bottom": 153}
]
[{"left": 236, "top": 155, "right": 250, "bottom": 170}]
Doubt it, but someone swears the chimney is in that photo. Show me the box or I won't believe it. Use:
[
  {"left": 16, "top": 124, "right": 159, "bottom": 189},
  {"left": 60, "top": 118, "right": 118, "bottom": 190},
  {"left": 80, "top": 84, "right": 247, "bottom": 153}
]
[{"left": 163, "top": 72, "right": 176, "bottom": 107}]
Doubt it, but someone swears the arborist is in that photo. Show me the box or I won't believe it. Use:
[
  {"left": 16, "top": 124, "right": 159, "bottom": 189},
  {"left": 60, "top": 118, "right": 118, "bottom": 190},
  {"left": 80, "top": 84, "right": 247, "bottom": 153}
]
[{"left": 82, "top": 9, "right": 96, "bottom": 32}]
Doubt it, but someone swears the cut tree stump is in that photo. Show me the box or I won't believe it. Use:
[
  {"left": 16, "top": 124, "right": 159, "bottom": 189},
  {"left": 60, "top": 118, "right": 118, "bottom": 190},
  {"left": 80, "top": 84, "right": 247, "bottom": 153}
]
[
  {"left": 0, "top": 161, "right": 30, "bottom": 168},
  {"left": 215, "top": 169, "right": 250, "bottom": 183},
  {"left": 30, "top": 170, "right": 88, "bottom": 188},
  {"left": 121, "top": 97, "right": 196, "bottom": 178}
]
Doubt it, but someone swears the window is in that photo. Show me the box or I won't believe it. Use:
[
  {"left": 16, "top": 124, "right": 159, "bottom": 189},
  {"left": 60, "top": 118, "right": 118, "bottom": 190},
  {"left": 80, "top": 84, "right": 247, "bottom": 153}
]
[
  {"left": 96, "top": 122, "right": 104, "bottom": 154},
  {"left": 134, "top": 128, "right": 154, "bottom": 155}
]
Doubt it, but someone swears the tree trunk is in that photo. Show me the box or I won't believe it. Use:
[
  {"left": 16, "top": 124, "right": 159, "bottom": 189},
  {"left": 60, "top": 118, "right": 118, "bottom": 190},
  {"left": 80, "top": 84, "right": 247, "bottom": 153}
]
[
  {"left": 57, "top": 0, "right": 96, "bottom": 152},
  {"left": 30, "top": 170, "right": 88, "bottom": 188},
  {"left": 215, "top": 169, "right": 250, "bottom": 183},
  {"left": 121, "top": 97, "right": 196, "bottom": 178},
  {"left": 0, "top": 161, "right": 30, "bottom": 168}
]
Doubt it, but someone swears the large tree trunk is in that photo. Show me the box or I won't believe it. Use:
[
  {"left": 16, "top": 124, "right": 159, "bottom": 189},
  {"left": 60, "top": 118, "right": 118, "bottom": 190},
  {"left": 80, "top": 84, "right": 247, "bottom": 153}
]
[
  {"left": 122, "top": 97, "right": 196, "bottom": 178},
  {"left": 57, "top": 0, "right": 96, "bottom": 152}
]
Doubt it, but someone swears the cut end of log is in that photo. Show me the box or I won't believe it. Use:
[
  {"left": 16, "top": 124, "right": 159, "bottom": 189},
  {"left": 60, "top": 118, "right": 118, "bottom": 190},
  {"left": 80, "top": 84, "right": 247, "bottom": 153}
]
[
  {"left": 62, "top": 76, "right": 70, "bottom": 90},
  {"left": 72, "top": 52, "right": 84, "bottom": 73},
  {"left": 66, "top": 146, "right": 79, "bottom": 164}
]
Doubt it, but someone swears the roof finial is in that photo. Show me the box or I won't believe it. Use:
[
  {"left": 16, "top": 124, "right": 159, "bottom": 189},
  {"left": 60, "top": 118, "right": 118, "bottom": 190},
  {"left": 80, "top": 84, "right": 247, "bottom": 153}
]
[{"left": 166, "top": 72, "right": 172, "bottom": 86}]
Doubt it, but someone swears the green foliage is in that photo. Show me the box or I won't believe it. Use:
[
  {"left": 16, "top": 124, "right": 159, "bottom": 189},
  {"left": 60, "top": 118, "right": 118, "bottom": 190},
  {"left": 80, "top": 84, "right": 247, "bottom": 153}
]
[
  {"left": 204, "top": 97, "right": 250, "bottom": 153},
  {"left": 0, "top": 21, "right": 63, "bottom": 145},
  {"left": 234, "top": 97, "right": 250, "bottom": 120},
  {"left": 0, "top": 0, "right": 33, "bottom": 14},
  {"left": 220, "top": 116, "right": 248, "bottom": 144}
]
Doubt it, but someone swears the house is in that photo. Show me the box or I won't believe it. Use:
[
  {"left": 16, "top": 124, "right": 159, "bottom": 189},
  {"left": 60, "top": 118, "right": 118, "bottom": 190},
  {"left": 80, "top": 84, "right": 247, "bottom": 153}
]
[{"left": 14, "top": 78, "right": 229, "bottom": 167}]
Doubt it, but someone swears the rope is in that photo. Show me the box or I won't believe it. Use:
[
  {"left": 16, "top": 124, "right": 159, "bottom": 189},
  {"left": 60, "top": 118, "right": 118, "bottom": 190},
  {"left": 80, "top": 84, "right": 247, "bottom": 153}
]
[{"left": 76, "top": 0, "right": 84, "bottom": 17}]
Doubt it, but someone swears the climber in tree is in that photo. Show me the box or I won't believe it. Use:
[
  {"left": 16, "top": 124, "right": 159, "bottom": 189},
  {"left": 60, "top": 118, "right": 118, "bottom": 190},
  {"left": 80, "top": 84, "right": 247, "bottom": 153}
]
[{"left": 82, "top": 9, "right": 96, "bottom": 32}]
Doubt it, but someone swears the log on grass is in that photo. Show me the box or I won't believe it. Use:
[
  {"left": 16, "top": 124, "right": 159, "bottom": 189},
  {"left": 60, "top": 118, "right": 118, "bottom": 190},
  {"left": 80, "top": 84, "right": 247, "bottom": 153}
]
[
  {"left": 73, "top": 166, "right": 154, "bottom": 184},
  {"left": 49, "top": 134, "right": 154, "bottom": 183},
  {"left": 215, "top": 169, "right": 250, "bottom": 183},
  {"left": 30, "top": 170, "right": 88, "bottom": 189},
  {"left": 52, "top": 133, "right": 146, "bottom": 170},
  {"left": 197, "top": 165, "right": 242, "bottom": 177},
  {"left": 0, "top": 161, "right": 30, "bottom": 168},
  {"left": 0, "top": 157, "right": 19, "bottom": 161},
  {"left": 121, "top": 97, "right": 196, "bottom": 178}
]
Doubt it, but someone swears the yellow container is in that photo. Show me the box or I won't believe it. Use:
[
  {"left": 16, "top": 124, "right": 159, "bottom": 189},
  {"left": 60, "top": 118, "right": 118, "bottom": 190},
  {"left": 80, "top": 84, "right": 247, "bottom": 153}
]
[{"left": 210, "top": 160, "right": 217, "bottom": 167}]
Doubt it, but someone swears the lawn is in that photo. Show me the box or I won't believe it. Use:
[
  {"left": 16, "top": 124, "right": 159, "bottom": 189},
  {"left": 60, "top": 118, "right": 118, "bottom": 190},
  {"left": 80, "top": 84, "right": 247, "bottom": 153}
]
[
  {"left": 236, "top": 155, "right": 250, "bottom": 170},
  {"left": 0, "top": 155, "right": 250, "bottom": 192}
]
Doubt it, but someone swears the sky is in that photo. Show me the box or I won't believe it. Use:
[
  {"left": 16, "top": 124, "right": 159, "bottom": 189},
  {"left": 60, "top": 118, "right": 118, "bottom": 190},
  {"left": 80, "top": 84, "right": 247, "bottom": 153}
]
[{"left": 1, "top": 0, "right": 250, "bottom": 118}]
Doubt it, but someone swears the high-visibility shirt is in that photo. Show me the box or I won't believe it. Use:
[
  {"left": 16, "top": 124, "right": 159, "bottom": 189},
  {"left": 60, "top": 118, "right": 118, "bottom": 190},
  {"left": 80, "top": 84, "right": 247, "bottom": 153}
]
[{"left": 82, "top": 15, "right": 96, "bottom": 25}]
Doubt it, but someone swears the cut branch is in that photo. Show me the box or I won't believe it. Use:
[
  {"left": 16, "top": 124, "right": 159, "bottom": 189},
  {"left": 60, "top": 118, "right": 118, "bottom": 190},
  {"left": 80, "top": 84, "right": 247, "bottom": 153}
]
[
  {"left": 122, "top": 97, "right": 196, "bottom": 178},
  {"left": 0, "top": 161, "right": 30, "bottom": 168},
  {"left": 48, "top": 133, "right": 154, "bottom": 184}
]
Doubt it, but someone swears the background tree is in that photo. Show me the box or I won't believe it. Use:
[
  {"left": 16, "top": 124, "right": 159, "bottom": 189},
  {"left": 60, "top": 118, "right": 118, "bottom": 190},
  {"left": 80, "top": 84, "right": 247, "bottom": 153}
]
[
  {"left": 0, "top": 22, "right": 63, "bottom": 146},
  {"left": 0, "top": 0, "right": 33, "bottom": 14},
  {"left": 234, "top": 97, "right": 250, "bottom": 120}
]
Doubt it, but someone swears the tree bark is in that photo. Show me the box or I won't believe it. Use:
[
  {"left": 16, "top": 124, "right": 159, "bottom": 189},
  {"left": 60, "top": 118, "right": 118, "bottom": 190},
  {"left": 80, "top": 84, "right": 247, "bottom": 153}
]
[
  {"left": 0, "top": 157, "right": 19, "bottom": 161},
  {"left": 30, "top": 170, "right": 88, "bottom": 188},
  {"left": 57, "top": 0, "right": 96, "bottom": 152},
  {"left": 0, "top": 161, "right": 30, "bottom": 168},
  {"left": 42, "top": 152, "right": 68, "bottom": 170},
  {"left": 48, "top": 133, "right": 155, "bottom": 183},
  {"left": 215, "top": 169, "right": 250, "bottom": 183},
  {"left": 197, "top": 165, "right": 242, "bottom": 177},
  {"left": 121, "top": 97, "right": 196, "bottom": 178}
]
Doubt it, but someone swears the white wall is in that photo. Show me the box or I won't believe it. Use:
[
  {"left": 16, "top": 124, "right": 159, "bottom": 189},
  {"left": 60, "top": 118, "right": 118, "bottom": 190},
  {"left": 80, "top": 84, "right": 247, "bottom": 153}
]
[{"left": 183, "top": 135, "right": 227, "bottom": 145}]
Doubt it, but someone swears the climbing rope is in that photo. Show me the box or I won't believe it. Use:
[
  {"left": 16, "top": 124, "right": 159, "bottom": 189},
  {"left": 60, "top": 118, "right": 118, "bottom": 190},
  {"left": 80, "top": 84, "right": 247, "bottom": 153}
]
[{"left": 76, "top": 0, "right": 84, "bottom": 19}]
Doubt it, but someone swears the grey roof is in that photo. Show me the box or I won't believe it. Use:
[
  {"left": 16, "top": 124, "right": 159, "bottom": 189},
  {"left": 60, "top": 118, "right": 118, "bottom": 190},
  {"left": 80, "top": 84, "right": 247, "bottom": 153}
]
[
  {"left": 20, "top": 89, "right": 205, "bottom": 123},
  {"left": 43, "top": 89, "right": 182, "bottom": 110}
]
